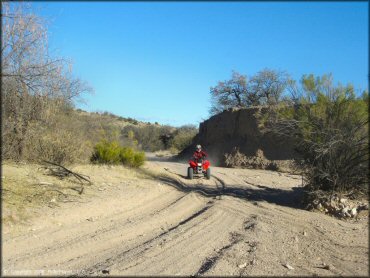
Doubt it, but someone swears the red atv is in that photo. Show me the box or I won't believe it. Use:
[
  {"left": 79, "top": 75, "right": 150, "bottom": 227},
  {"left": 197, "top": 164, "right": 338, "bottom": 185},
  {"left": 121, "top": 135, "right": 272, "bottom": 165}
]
[{"left": 188, "top": 157, "right": 211, "bottom": 180}]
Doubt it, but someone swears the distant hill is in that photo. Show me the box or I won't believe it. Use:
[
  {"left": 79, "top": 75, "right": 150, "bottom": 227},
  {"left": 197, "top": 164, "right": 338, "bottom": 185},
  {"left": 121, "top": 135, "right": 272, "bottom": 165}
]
[
  {"left": 74, "top": 108, "right": 197, "bottom": 155},
  {"left": 75, "top": 108, "right": 156, "bottom": 128}
]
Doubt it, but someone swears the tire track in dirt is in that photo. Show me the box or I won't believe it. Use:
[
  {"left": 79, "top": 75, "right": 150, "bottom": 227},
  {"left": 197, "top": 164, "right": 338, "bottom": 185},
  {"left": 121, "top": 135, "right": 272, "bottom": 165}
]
[
  {"left": 195, "top": 232, "right": 244, "bottom": 275},
  {"left": 109, "top": 201, "right": 244, "bottom": 275},
  {"left": 5, "top": 189, "right": 186, "bottom": 263},
  {"left": 3, "top": 160, "right": 368, "bottom": 276},
  {"left": 84, "top": 201, "right": 215, "bottom": 275},
  {"left": 195, "top": 214, "right": 258, "bottom": 276},
  {"left": 5, "top": 188, "right": 204, "bottom": 271}
]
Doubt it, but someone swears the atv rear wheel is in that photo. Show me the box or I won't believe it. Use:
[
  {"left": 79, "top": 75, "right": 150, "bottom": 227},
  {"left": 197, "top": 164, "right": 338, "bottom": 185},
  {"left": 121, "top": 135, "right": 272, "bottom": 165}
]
[
  {"left": 188, "top": 167, "right": 193, "bottom": 180},
  {"left": 206, "top": 168, "right": 211, "bottom": 179}
]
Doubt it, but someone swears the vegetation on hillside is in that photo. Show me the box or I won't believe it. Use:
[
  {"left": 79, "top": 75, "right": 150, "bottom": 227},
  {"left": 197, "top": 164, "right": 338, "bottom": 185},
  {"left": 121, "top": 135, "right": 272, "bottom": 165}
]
[{"left": 121, "top": 124, "right": 198, "bottom": 153}]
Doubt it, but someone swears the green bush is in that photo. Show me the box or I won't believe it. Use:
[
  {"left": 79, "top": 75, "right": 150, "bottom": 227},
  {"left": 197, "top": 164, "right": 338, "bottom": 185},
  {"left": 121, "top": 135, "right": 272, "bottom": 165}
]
[
  {"left": 91, "top": 140, "right": 145, "bottom": 167},
  {"left": 132, "top": 151, "right": 146, "bottom": 167},
  {"left": 267, "top": 74, "right": 369, "bottom": 194}
]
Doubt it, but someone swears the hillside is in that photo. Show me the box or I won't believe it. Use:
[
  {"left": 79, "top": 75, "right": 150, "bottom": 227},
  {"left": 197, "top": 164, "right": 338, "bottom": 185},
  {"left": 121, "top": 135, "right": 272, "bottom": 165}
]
[{"left": 71, "top": 109, "right": 197, "bottom": 157}]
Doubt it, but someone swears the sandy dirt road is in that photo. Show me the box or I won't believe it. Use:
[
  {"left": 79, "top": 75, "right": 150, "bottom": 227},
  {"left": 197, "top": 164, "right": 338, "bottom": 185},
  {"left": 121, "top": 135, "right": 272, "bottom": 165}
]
[{"left": 2, "top": 157, "right": 368, "bottom": 276}]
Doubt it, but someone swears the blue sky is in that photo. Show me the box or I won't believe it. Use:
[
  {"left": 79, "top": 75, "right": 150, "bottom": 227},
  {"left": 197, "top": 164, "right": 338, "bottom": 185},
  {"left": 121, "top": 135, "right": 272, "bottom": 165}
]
[{"left": 32, "top": 1, "right": 368, "bottom": 126}]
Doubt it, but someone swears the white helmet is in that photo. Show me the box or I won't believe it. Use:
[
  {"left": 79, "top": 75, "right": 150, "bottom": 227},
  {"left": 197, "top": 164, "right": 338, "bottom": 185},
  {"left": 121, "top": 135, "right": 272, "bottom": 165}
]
[{"left": 196, "top": 144, "right": 202, "bottom": 151}]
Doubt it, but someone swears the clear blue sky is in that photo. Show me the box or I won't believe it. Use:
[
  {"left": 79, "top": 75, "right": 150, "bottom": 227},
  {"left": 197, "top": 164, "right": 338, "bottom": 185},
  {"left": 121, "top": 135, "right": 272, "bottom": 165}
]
[{"left": 32, "top": 1, "right": 368, "bottom": 127}]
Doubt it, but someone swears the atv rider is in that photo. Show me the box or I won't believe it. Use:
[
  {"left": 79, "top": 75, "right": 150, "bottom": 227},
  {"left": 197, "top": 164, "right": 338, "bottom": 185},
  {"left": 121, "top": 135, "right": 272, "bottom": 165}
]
[{"left": 192, "top": 144, "right": 207, "bottom": 162}]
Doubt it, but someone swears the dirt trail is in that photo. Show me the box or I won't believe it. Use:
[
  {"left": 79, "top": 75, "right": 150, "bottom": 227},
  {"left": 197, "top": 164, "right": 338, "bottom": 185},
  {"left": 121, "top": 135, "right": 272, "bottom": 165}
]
[{"left": 2, "top": 157, "right": 368, "bottom": 276}]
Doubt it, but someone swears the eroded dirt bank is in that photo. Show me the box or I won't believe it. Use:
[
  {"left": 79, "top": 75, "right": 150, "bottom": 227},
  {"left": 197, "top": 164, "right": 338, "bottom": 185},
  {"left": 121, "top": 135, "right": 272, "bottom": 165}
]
[{"left": 2, "top": 158, "right": 368, "bottom": 276}]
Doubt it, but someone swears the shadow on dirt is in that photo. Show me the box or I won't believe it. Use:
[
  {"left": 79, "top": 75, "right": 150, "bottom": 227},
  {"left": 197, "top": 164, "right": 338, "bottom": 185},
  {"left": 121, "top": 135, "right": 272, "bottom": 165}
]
[{"left": 156, "top": 175, "right": 304, "bottom": 210}]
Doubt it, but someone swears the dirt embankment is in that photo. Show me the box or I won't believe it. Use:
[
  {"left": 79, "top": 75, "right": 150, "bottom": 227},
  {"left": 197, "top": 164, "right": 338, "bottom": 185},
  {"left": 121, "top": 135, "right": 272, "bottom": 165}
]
[
  {"left": 179, "top": 107, "right": 298, "bottom": 167},
  {"left": 2, "top": 158, "right": 368, "bottom": 276}
]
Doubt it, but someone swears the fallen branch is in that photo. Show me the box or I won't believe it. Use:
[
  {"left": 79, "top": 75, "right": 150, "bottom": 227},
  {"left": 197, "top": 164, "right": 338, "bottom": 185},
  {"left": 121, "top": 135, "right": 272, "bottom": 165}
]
[
  {"left": 41, "top": 160, "right": 92, "bottom": 185},
  {"left": 68, "top": 186, "right": 84, "bottom": 195}
]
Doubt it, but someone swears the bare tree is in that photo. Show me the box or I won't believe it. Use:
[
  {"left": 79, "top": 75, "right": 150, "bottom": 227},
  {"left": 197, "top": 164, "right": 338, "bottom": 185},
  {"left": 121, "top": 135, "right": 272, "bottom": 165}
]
[
  {"left": 209, "top": 71, "right": 249, "bottom": 115},
  {"left": 249, "top": 68, "right": 290, "bottom": 106},
  {"left": 1, "top": 2, "right": 92, "bottom": 160},
  {"left": 209, "top": 69, "right": 291, "bottom": 115}
]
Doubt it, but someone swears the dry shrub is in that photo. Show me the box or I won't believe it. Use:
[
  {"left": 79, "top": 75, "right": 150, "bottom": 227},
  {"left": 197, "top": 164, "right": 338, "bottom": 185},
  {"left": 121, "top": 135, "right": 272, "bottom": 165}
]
[
  {"left": 24, "top": 123, "right": 85, "bottom": 165},
  {"left": 224, "top": 147, "right": 278, "bottom": 170}
]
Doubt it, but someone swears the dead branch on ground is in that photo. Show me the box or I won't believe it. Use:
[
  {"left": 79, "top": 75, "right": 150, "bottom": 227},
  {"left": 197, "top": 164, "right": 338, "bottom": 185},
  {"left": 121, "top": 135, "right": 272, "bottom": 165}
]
[{"left": 41, "top": 160, "right": 92, "bottom": 185}]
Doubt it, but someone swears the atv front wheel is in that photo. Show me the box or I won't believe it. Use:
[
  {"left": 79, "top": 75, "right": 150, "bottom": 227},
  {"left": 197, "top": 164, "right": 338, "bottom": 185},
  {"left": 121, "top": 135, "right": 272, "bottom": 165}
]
[
  {"left": 206, "top": 168, "right": 211, "bottom": 179},
  {"left": 188, "top": 167, "right": 193, "bottom": 180}
]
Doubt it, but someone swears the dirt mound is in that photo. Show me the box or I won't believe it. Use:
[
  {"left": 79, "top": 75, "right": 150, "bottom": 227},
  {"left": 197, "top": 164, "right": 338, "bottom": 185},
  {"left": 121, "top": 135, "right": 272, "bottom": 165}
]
[{"left": 179, "top": 107, "right": 298, "bottom": 168}]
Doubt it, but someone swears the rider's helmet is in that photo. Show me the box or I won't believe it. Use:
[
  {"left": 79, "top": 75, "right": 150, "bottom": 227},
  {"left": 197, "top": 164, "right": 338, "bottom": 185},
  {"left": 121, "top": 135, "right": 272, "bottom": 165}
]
[{"left": 196, "top": 144, "right": 202, "bottom": 152}]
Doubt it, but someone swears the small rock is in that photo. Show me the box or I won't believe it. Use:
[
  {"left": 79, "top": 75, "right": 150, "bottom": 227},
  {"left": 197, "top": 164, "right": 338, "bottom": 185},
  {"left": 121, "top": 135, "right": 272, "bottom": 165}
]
[
  {"left": 317, "top": 203, "right": 323, "bottom": 210},
  {"left": 321, "top": 263, "right": 334, "bottom": 270},
  {"left": 340, "top": 198, "right": 347, "bottom": 204},
  {"left": 303, "top": 231, "right": 307, "bottom": 236},
  {"left": 40, "top": 181, "right": 54, "bottom": 186},
  {"left": 283, "top": 263, "right": 294, "bottom": 270},
  {"left": 350, "top": 208, "right": 357, "bottom": 217},
  {"left": 50, "top": 198, "right": 56, "bottom": 203},
  {"left": 102, "top": 269, "right": 109, "bottom": 274},
  {"left": 238, "top": 262, "right": 247, "bottom": 269}
]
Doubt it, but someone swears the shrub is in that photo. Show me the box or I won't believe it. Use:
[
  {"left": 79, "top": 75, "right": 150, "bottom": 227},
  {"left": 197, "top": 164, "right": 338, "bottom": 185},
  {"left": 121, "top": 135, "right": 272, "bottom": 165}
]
[
  {"left": 120, "top": 124, "right": 197, "bottom": 153},
  {"left": 168, "top": 125, "right": 197, "bottom": 152},
  {"left": 121, "top": 125, "right": 172, "bottom": 151},
  {"left": 171, "top": 131, "right": 196, "bottom": 151},
  {"left": 90, "top": 140, "right": 121, "bottom": 164},
  {"left": 91, "top": 140, "right": 145, "bottom": 167},
  {"left": 132, "top": 151, "right": 146, "bottom": 167},
  {"left": 25, "top": 127, "right": 83, "bottom": 165},
  {"left": 265, "top": 74, "right": 369, "bottom": 194}
]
